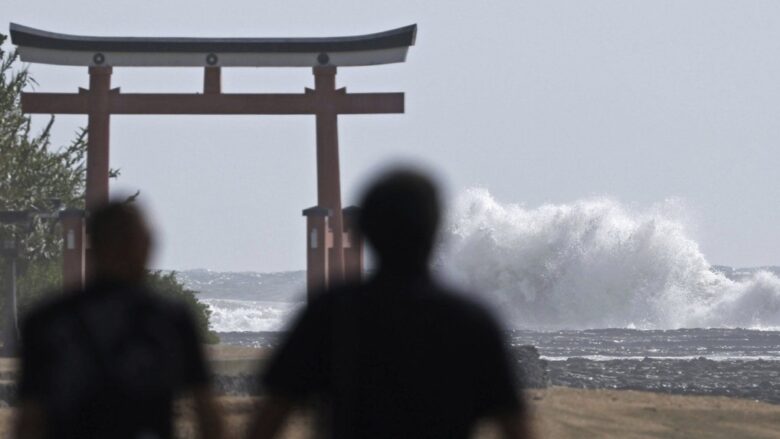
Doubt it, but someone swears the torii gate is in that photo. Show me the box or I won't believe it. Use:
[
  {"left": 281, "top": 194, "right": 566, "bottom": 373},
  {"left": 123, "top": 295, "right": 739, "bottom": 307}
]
[{"left": 10, "top": 23, "right": 416, "bottom": 299}]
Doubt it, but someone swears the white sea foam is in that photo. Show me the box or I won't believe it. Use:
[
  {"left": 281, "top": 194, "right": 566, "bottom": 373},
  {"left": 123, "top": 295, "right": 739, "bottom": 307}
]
[
  {"left": 202, "top": 298, "right": 302, "bottom": 332},
  {"left": 540, "top": 355, "right": 780, "bottom": 362},
  {"left": 200, "top": 189, "right": 780, "bottom": 332},
  {"left": 438, "top": 189, "right": 780, "bottom": 330}
]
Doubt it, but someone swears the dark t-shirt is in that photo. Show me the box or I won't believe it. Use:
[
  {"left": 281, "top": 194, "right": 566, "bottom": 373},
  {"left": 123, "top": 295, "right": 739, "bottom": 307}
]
[
  {"left": 19, "top": 282, "right": 209, "bottom": 439},
  {"left": 262, "top": 274, "right": 521, "bottom": 439}
]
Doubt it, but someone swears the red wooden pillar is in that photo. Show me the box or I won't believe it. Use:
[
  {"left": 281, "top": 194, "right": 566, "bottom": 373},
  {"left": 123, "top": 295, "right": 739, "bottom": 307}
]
[
  {"left": 303, "top": 206, "right": 331, "bottom": 300},
  {"left": 85, "top": 66, "right": 112, "bottom": 280},
  {"left": 342, "top": 206, "right": 364, "bottom": 281},
  {"left": 313, "top": 66, "right": 346, "bottom": 285},
  {"left": 86, "top": 67, "right": 112, "bottom": 210},
  {"left": 60, "top": 209, "right": 85, "bottom": 291},
  {"left": 204, "top": 67, "right": 221, "bottom": 94}
]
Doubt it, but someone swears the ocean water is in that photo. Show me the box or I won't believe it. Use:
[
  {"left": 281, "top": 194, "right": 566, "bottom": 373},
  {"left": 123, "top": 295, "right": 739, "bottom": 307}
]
[
  {"left": 191, "top": 190, "right": 780, "bottom": 400},
  {"left": 202, "top": 292, "right": 780, "bottom": 402},
  {"left": 189, "top": 189, "right": 780, "bottom": 333},
  {"left": 197, "top": 189, "right": 780, "bottom": 356},
  {"left": 213, "top": 327, "right": 780, "bottom": 402},
  {"left": 212, "top": 325, "right": 780, "bottom": 362}
]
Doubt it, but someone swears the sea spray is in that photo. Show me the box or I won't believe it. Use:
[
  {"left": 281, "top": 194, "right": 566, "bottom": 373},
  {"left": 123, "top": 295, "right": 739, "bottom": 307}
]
[
  {"left": 202, "top": 298, "right": 301, "bottom": 332},
  {"left": 438, "top": 188, "right": 780, "bottom": 329},
  {"left": 193, "top": 189, "right": 780, "bottom": 331}
]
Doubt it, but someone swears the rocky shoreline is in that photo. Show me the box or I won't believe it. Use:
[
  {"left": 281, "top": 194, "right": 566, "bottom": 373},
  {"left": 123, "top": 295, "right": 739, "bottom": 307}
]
[
  {"left": 1, "top": 346, "right": 778, "bottom": 405},
  {"left": 214, "top": 344, "right": 550, "bottom": 396},
  {"left": 133, "top": 347, "right": 780, "bottom": 405},
  {"left": 547, "top": 356, "right": 780, "bottom": 404}
]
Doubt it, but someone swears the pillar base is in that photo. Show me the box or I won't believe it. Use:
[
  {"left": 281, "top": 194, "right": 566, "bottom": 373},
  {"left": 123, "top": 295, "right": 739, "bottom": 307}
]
[
  {"left": 303, "top": 205, "right": 364, "bottom": 301},
  {"left": 59, "top": 209, "right": 86, "bottom": 291}
]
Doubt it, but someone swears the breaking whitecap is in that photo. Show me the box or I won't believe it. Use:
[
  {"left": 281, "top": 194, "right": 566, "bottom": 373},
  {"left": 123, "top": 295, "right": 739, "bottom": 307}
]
[{"left": 437, "top": 189, "right": 780, "bottom": 330}]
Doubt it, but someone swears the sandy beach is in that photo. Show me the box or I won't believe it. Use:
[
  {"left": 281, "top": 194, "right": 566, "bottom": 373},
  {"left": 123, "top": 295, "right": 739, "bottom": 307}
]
[
  {"left": 2, "top": 386, "right": 779, "bottom": 438},
  {"left": 171, "top": 387, "right": 780, "bottom": 438}
]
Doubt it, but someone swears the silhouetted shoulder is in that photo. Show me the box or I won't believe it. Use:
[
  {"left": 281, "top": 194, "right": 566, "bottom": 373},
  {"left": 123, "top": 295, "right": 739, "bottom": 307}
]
[
  {"left": 21, "top": 288, "right": 81, "bottom": 332},
  {"left": 263, "top": 275, "right": 521, "bottom": 438},
  {"left": 19, "top": 282, "right": 209, "bottom": 404},
  {"left": 301, "top": 278, "right": 506, "bottom": 340},
  {"left": 22, "top": 283, "right": 192, "bottom": 334}
]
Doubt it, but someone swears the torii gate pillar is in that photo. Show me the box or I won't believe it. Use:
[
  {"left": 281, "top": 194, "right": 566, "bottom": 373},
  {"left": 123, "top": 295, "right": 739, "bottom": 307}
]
[
  {"left": 313, "top": 66, "right": 346, "bottom": 285},
  {"left": 303, "top": 204, "right": 364, "bottom": 297},
  {"left": 84, "top": 67, "right": 112, "bottom": 281},
  {"left": 86, "top": 67, "right": 112, "bottom": 212}
]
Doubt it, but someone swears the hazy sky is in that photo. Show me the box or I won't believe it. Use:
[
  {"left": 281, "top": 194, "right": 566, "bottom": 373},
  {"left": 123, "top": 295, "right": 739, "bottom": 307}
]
[{"left": 3, "top": 1, "right": 780, "bottom": 271}]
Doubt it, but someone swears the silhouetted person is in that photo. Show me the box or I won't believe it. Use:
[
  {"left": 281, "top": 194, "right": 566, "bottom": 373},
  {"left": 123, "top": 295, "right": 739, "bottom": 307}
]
[
  {"left": 250, "top": 169, "right": 532, "bottom": 438},
  {"left": 15, "top": 202, "right": 222, "bottom": 439}
]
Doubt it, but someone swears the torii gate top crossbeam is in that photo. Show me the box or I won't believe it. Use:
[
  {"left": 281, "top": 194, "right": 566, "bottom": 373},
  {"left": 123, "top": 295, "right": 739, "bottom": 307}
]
[{"left": 10, "top": 23, "right": 416, "bottom": 67}]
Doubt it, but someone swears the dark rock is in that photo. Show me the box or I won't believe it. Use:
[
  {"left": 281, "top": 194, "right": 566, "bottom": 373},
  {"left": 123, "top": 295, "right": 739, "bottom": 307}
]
[
  {"left": 511, "top": 345, "right": 549, "bottom": 389},
  {"left": 209, "top": 344, "right": 553, "bottom": 396},
  {"left": 547, "top": 357, "right": 780, "bottom": 404}
]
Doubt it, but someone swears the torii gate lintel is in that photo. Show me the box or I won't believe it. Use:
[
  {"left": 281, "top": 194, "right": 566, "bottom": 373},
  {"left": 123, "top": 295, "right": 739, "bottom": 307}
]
[{"left": 20, "top": 69, "right": 404, "bottom": 116}]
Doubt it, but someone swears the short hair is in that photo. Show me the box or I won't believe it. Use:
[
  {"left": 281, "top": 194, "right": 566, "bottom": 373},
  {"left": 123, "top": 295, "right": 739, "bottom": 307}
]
[
  {"left": 87, "top": 202, "right": 148, "bottom": 255},
  {"left": 359, "top": 169, "right": 441, "bottom": 264}
]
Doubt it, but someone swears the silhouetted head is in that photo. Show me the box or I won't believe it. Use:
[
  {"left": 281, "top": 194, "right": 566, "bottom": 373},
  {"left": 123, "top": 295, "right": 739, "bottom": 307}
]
[
  {"left": 88, "top": 202, "right": 152, "bottom": 284},
  {"left": 359, "top": 169, "right": 441, "bottom": 274}
]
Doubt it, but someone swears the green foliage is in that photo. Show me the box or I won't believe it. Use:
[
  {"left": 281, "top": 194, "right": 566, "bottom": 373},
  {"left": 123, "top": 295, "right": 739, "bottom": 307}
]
[
  {"left": 15, "top": 258, "right": 62, "bottom": 315},
  {"left": 0, "top": 34, "right": 217, "bottom": 342},
  {"left": 145, "top": 271, "right": 220, "bottom": 344},
  {"left": 0, "top": 33, "right": 87, "bottom": 262},
  {"left": 0, "top": 32, "right": 84, "bottom": 321}
]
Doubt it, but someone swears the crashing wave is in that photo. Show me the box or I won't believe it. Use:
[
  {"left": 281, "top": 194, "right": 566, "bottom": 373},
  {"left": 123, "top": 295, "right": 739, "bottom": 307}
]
[
  {"left": 437, "top": 188, "right": 780, "bottom": 330},
  {"left": 202, "top": 298, "right": 302, "bottom": 332}
]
